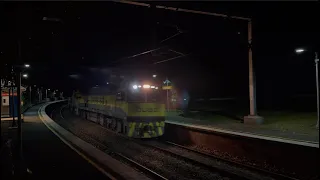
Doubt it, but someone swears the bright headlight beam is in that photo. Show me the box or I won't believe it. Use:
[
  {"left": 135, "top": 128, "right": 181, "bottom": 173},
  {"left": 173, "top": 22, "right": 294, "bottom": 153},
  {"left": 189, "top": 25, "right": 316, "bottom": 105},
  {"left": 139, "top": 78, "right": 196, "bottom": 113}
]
[
  {"left": 143, "top": 84, "right": 150, "bottom": 88},
  {"left": 295, "top": 48, "right": 305, "bottom": 54}
]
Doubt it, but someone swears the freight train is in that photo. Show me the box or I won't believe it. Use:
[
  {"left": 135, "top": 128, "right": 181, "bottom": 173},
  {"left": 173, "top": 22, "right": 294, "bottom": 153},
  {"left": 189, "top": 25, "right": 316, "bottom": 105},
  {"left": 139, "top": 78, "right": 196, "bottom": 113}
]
[{"left": 70, "top": 77, "right": 165, "bottom": 138}]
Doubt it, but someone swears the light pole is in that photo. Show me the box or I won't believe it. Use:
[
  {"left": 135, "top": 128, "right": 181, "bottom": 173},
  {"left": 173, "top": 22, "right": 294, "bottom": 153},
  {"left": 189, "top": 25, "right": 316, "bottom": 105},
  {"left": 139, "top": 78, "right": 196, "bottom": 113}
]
[
  {"left": 46, "top": 89, "right": 50, "bottom": 101},
  {"left": 29, "top": 86, "right": 32, "bottom": 105},
  {"left": 295, "top": 48, "right": 319, "bottom": 129},
  {"left": 315, "top": 52, "right": 319, "bottom": 129},
  {"left": 0, "top": 74, "right": 2, "bottom": 144},
  {"left": 14, "top": 63, "right": 30, "bottom": 168}
]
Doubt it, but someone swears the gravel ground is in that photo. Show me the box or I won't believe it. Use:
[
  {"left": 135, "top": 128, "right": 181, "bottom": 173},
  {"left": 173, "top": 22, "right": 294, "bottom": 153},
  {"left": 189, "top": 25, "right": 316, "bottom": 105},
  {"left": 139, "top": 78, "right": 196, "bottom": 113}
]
[
  {"left": 145, "top": 140, "right": 275, "bottom": 180},
  {"left": 51, "top": 106, "right": 230, "bottom": 180},
  {"left": 185, "top": 144, "right": 287, "bottom": 176}
]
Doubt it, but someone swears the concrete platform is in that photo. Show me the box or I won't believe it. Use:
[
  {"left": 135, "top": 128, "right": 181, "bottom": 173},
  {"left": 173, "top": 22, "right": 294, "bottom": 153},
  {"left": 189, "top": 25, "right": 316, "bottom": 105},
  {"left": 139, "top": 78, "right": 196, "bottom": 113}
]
[
  {"left": 166, "top": 113, "right": 319, "bottom": 148},
  {"left": 21, "top": 104, "right": 109, "bottom": 179},
  {"left": 18, "top": 102, "right": 149, "bottom": 179}
]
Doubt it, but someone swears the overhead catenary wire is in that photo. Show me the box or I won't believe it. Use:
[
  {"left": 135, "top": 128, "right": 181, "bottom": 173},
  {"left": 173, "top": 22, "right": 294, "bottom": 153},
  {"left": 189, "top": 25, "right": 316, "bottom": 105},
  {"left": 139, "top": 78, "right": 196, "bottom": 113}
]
[
  {"left": 169, "top": 49, "right": 186, "bottom": 56},
  {"left": 154, "top": 53, "right": 191, "bottom": 64},
  {"left": 112, "top": 46, "right": 166, "bottom": 63},
  {"left": 112, "top": 0, "right": 251, "bottom": 21},
  {"left": 112, "top": 0, "right": 251, "bottom": 66},
  {"left": 160, "top": 32, "right": 182, "bottom": 44}
]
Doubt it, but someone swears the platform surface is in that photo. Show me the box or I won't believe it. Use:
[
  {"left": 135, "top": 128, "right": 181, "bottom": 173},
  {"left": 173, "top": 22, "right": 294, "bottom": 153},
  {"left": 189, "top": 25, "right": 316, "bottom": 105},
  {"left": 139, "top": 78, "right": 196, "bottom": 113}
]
[{"left": 166, "top": 111, "right": 319, "bottom": 147}]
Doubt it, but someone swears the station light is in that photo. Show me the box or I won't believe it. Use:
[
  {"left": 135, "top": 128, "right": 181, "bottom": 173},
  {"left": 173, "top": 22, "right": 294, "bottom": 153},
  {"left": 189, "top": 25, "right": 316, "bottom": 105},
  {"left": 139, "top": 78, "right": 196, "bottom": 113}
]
[
  {"left": 151, "top": 86, "right": 155, "bottom": 89},
  {"left": 132, "top": 85, "right": 138, "bottom": 89},
  {"left": 143, "top": 84, "right": 150, "bottom": 88},
  {"left": 138, "top": 85, "right": 142, "bottom": 88}
]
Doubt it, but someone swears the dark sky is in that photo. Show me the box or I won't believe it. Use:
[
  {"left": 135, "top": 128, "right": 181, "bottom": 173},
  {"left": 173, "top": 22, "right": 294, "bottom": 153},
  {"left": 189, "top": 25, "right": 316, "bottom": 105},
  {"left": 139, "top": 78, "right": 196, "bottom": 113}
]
[{"left": 1, "top": 2, "right": 319, "bottom": 108}]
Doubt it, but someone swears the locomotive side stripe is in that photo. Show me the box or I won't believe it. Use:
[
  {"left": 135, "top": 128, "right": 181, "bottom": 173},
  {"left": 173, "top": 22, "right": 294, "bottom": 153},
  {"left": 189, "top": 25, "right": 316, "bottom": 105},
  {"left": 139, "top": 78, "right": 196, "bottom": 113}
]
[
  {"left": 128, "top": 122, "right": 136, "bottom": 137},
  {"left": 155, "top": 122, "right": 163, "bottom": 136},
  {"left": 143, "top": 133, "right": 151, "bottom": 138}
]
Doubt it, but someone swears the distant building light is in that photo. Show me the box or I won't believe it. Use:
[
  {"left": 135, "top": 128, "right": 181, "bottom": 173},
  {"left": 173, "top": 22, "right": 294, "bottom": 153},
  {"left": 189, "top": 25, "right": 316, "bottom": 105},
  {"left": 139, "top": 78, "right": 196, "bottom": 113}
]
[
  {"left": 24, "top": 64, "right": 30, "bottom": 68},
  {"left": 153, "top": 74, "right": 157, "bottom": 78},
  {"left": 22, "top": 74, "right": 28, "bottom": 78}
]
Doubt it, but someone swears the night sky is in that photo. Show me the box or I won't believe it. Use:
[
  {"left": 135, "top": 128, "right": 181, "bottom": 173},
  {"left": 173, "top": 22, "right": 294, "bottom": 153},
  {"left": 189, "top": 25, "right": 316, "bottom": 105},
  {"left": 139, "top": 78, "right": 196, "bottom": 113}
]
[{"left": 1, "top": 2, "right": 319, "bottom": 110}]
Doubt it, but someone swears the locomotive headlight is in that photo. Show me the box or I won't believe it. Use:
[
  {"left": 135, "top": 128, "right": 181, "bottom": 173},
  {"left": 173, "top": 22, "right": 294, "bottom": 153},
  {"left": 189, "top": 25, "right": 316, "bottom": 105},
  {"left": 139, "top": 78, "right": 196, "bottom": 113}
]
[
  {"left": 133, "top": 85, "right": 138, "bottom": 89},
  {"left": 143, "top": 84, "right": 150, "bottom": 88}
]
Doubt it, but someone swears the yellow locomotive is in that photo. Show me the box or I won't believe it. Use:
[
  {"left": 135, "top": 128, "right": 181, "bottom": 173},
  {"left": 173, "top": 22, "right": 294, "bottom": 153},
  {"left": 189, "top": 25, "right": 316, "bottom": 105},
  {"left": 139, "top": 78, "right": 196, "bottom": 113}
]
[{"left": 71, "top": 78, "right": 165, "bottom": 138}]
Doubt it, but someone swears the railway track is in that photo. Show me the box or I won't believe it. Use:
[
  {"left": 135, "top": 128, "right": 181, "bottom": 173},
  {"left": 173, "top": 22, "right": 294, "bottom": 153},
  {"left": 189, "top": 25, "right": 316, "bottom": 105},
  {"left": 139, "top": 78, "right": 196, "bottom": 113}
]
[
  {"left": 133, "top": 139, "right": 300, "bottom": 180},
  {"left": 49, "top": 104, "right": 297, "bottom": 180},
  {"left": 50, "top": 104, "right": 167, "bottom": 180},
  {"left": 161, "top": 141, "right": 299, "bottom": 180}
]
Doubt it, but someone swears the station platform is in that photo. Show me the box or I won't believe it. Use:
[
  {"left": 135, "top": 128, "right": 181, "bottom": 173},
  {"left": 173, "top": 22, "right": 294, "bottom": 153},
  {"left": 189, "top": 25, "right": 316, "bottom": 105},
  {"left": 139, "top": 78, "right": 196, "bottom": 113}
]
[
  {"left": 2, "top": 104, "right": 108, "bottom": 179},
  {"left": 165, "top": 112, "right": 319, "bottom": 148}
]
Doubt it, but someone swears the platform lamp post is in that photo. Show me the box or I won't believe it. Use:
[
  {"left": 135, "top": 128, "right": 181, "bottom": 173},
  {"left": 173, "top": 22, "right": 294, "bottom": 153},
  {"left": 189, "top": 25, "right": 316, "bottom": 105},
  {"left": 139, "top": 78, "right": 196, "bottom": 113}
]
[
  {"left": 46, "top": 89, "right": 50, "bottom": 101},
  {"left": 295, "top": 48, "right": 319, "bottom": 129},
  {"left": 13, "top": 63, "right": 30, "bottom": 170},
  {"left": 0, "top": 70, "right": 2, "bottom": 144}
]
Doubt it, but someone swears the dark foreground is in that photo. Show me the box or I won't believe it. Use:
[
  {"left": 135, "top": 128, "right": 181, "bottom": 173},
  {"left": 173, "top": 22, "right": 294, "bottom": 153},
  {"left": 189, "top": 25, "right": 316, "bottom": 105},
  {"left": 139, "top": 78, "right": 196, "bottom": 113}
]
[{"left": 1, "top": 104, "right": 107, "bottom": 179}]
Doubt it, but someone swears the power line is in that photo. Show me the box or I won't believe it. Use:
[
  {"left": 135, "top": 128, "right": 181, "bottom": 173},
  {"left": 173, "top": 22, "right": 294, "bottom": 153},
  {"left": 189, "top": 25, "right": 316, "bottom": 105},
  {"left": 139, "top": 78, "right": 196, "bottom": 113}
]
[
  {"left": 154, "top": 53, "right": 191, "bottom": 64},
  {"left": 160, "top": 32, "right": 182, "bottom": 44},
  {"left": 112, "top": 46, "right": 166, "bottom": 64}
]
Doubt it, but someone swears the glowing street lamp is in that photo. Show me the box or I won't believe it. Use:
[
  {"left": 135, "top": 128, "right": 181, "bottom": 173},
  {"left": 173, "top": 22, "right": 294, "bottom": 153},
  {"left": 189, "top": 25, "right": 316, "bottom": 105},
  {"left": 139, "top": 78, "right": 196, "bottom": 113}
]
[
  {"left": 295, "top": 48, "right": 319, "bottom": 129},
  {"left": 22, "top": 74, "right": 28, "bottom": 78}
]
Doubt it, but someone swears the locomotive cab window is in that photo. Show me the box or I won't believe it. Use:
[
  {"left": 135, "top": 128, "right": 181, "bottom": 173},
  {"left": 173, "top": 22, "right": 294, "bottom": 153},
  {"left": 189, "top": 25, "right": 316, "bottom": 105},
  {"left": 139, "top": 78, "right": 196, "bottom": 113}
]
[{"left": 127, "top": 90, "right": 161, "bottom": 103}]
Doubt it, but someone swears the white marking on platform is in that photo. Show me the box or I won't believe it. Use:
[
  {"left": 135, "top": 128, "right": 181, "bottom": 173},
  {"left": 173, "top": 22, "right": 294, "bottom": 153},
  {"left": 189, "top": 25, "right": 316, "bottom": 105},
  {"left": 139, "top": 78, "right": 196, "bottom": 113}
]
[
  {"left": 166, "top": 120, "right": 319, "bottom": 148},
  {"left": 38, "top": 103, "right": 117, "bottom": 180}
]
